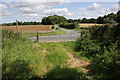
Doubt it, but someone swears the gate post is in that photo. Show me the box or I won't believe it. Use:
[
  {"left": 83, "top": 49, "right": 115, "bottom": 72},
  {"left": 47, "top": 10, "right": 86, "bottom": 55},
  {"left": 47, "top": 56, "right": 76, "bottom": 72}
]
[{"left": 37, "top": 32, "right": 39, "bottom": 42}]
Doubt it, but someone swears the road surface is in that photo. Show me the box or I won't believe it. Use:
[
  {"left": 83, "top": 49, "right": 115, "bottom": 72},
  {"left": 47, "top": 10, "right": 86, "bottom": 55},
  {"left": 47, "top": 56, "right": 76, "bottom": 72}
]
[{"left": 28, "top": 26, "right": 81, "bottom": 42}]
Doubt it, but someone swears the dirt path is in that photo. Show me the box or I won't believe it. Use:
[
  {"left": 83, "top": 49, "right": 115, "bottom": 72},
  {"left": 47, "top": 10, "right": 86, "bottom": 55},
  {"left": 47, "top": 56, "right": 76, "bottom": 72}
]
[{"left": 63, "top": 48, "right": 90, "bottom": 73}]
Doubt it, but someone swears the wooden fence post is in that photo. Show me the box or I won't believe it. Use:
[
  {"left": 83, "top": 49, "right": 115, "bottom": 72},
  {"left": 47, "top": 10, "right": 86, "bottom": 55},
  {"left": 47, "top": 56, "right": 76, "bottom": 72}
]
[
  {"left": 37, "top": 32, "right": 39, "bottom": 42},
  {"left": 16, "top": 20, "right": 19, "bottom": 32}
]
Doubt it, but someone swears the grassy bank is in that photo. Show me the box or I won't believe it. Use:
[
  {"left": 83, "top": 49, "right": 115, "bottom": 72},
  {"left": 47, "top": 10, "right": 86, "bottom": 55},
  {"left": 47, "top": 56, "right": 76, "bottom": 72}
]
[
  {"left": 22, "top": 29, "right": 67, "bottom": 37},
  {"left": 2, "top": 30, "right": 88, "bottom": 79}
]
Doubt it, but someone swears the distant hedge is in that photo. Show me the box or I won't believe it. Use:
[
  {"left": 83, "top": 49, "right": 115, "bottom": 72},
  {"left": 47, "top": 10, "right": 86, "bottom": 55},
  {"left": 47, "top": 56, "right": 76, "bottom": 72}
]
[
  {"left": 89, "top": 23, "right": 120, "bottom": 41},
  {"left": 59, "top": 22, "right": 79, "bottom": 29}
]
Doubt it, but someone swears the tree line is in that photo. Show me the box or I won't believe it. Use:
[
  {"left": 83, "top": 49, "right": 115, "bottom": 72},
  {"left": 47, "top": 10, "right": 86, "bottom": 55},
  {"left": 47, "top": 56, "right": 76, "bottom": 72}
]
[
  {"left": 2, "top": 21, "right": 41, "bottom": 26},
  {"left": 41, "top": 11, "right": 120, "bottom": 25},
  {"left": 1, "top": 11, "right": 120, "bottom": 26},
  {"left": 71, "top": 11, "right": 120, "bottom": 24}
]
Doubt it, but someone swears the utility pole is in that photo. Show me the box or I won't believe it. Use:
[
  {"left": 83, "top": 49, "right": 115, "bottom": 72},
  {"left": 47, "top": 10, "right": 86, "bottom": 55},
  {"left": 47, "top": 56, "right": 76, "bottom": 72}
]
[{"left": 16, "top": 20, "right": 19, "bottom": 32}]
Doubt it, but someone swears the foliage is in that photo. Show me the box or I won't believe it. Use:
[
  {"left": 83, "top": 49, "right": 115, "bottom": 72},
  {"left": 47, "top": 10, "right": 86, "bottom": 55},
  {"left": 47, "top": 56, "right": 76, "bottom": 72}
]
[
  {"left": 2, "top": 21, "right": 41, "bottom": 26},
  {"left": 81, "top": 18, "right": 88, "bottom": 23},
  {"left": 2, "top": 30, "right": 38, "bottom": 79},
  {"left": 117, "top": 10, "right": 120, "bottom": 23},
  {"left": 75, "top": 23, "right": 120, "bottom": 79},
  {"left": 89, "top": 23, "right": 120, "bottom": 41},
  {"left": 97, "top": 13, "right": 117, "bottom": 24},
  {"left": 75, "top": 32, "right": 101, "bottom": 58},
  {"left": 51, "top": 25, "right": 56, "bottom": 29},
  {"left": 67, "top": 11, "right": 118, "bottom": 24},
  {"left": 67, "top": 12, "right": 118, "bottom": 24},
  {"left": 59, "top": 22, "right": 79, "bottom": 29},
  {"left": 96, "top": 16, "right": 105, "bottom": 24},
  {"left": 90, "top": 43, "right": 120, "bottom": 79},
  {"left": 41, "top": 15, "right": 67, "bottom": 25},
  {"left": 67, "top": 19, "right": 81, "bottom": 23},
  {"left": 45, "top": 66, "right": 87, "bottom": 79}
]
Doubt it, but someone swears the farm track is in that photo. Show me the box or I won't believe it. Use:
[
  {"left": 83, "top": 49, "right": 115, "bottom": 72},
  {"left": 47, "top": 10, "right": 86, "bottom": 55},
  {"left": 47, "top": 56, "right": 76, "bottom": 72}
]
[
  {"left": 63, "top": 48, "right": 93, "bottom": 80},
  {"left": 63, "top": 48, "right": 90, "bottom": 73}
]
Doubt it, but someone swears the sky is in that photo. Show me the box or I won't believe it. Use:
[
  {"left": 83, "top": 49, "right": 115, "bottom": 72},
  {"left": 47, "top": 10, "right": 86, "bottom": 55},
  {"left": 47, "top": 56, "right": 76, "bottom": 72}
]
[{"left": 0, "top": 0, "right": 119, "bottom": 23}]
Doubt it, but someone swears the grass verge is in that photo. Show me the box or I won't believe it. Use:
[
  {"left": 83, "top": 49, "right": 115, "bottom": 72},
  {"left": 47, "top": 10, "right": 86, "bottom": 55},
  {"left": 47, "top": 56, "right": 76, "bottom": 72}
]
[
  {"left": 2, "top": 30, "right": 88, "bottom": 79},
  {"left": 22, "top": 29, "right": 67, "bottom": 37}
]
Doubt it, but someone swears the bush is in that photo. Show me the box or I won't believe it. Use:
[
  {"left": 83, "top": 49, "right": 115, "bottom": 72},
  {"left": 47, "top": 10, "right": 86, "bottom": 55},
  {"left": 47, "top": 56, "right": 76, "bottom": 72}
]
[
  {"left": 75, "top": 23, "right": 120, "bottom": 79},
  {"left": 51, "top": 26, "right": 56, "bottom": 29},
  {"left": 89, "top": 23, "right": 120, "bottom": 41},
  {"left": 56, "top": 27, "right": 59, "bottom": 30},
  {"left": 75, "top": 32, "right": 102, "bottom": 57},
  {"left": 59, "top": 22, "right": 79, "bottom": 29},
  {"left": 90, "top": 43, "right": 120, "bottom": 79}
]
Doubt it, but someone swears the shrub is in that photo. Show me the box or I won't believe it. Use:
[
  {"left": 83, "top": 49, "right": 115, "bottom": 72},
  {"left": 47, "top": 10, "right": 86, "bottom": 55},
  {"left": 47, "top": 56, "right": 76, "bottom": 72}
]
[
  {"left": 56, "top": 27, "right": 59, "bottom": 30},
  {"left": 75, "top": 32, "right": 102, "bottom": 57},
  {"left": 75, "top": 23, "right": 120, "bottom": 79},
  {"left": 90, "top": 43, "right": 120, "bottom": 79},
  {"left": 89, "top": 23, "right": 120, "bottom": 41},
  {"left": 59, "top": 22, "right": 79, "bottom": 29},
  {"left": 51, "top": 25, "right": 56, "bottom": 29}
]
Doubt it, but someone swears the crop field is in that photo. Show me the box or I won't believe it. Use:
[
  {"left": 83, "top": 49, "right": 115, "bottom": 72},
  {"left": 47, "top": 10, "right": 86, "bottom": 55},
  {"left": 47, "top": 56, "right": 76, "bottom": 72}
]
[
  {"left": 79, "top": 23, "right": 103, "bottom": 27},
  {"left": 1, "top": 25, "right": 53, "bottom": 32}
]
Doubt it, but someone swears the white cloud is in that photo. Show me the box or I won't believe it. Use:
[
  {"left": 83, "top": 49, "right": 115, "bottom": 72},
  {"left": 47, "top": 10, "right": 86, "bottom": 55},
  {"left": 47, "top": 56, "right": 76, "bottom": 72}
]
[
  {"left": 66, "top": 12, "right": 73, "bottom": 16},
  {"left": 87, "top": 3, "right": 101, "bottom": 10},
  {"left": 44, "top": 8, "right": 68, "bottom": 13},
  {"left": 19, "top": 7, "right": 36, "bottom": 13},
  {"left": 24, "top": 13, "right": 46, "bottom": 17},
  {"left": 97, "top": 8, "right": 110, "bottom": 14},
  {"left": 110, "top": 4, "right": 118, "bottom": 11},
  {"left": 19, "top": 4, "right": 45, "bottom": 13},
  {"left": 44, "top": 8, "right": 73, "bottom": 16},
  {"left": 0, "top": 4, "right": 7, "bottom": 10},
  {"left": 27, "top": 13, "right": 39, "bottom": 17},
  {"left": 1, "top": 10, "right": 12, "bottom": 16},
  {"left": 0, "top": 4, "right": 12, "bottom": 16},
  {"left": 74, "top": 12, "right": 99, "bottom": 19},
  {"left": 97, "top": 4, "right": 118, "bottom": 15},
  {"left": 9, "top": 0, "right": 70, "bottom": 15},
  {"left": 20, "top": 0, "right": 64, "bottom": 2},
  {"left": 13, "top": 2, "right": 39, "bottom": 8},
  {"left": 12, "top": 0, "right": 69, "bottom": 10}
]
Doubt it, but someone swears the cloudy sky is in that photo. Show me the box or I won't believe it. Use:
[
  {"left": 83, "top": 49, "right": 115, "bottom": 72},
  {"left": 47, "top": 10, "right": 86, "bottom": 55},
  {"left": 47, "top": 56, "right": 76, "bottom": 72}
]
[{"left": 0, "top": 0, "right": 119, "bottom": 23}]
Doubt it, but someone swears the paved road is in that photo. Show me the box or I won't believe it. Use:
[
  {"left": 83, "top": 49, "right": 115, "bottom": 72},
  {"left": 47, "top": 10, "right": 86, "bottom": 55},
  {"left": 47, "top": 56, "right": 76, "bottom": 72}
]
[{"left": 28, "top": 26, "right": 81, "bottom": 42}]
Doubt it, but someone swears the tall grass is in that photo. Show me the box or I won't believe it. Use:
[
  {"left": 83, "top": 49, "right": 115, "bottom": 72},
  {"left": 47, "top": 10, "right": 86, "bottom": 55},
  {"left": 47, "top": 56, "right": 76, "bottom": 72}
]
[
  {"left": 2, "top": 30, "right": 42, "bottom": 79},
  {"left": 2, "top": 30, "right": 88, "bottom": 79}
]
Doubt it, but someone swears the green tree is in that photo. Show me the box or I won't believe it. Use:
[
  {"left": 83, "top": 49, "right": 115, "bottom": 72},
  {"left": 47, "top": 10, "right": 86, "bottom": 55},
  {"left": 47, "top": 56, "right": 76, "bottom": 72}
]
[
  {"left": 41, "top": 15, "right": 67, "bottom": 25},
  {"left": 117, "top": 11, "right": 120, "bottom": 23},
  {"left": 81, "top": 18, "right": 88, "bottom": 23},
  {"left": 97, "top": 16, "right": 105, "bottom": 24}
]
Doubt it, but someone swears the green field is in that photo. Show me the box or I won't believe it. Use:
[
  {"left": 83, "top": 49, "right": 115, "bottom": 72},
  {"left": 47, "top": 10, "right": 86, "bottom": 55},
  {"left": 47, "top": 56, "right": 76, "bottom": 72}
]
[{"left": 22, "top": 29, "right": 67, "bottom": 37}]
